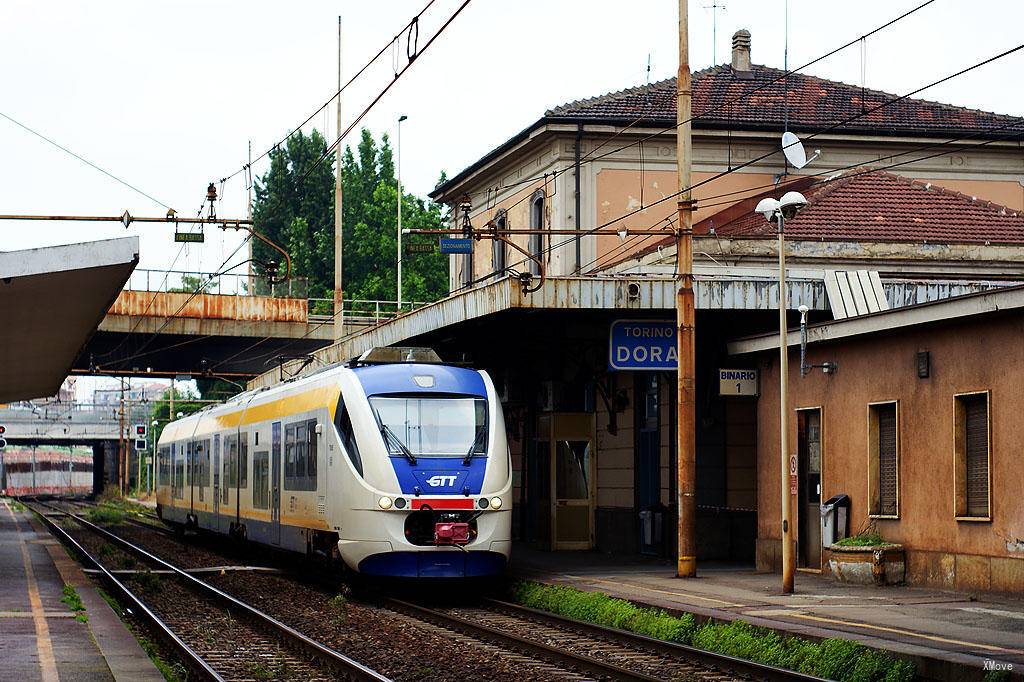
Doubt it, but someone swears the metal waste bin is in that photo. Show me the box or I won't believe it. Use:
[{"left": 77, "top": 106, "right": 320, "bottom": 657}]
[{"left": 820, "top": 494, "right": 850, "bottom": 547}]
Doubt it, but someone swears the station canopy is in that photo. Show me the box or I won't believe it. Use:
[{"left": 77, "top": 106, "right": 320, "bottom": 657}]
[{"left": 0, "top": 236, "right": 138, "bottom": 402}]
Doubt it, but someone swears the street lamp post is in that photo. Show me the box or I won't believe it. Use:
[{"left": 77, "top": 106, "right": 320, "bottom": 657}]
[
  {"left": 397, "top": 114, "right": 408, "bottom": 311},
  {"left": 754, "top": 190, "right": 807, "bottom": 595}
]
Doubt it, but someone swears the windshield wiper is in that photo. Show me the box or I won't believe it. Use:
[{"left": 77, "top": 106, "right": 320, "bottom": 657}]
[
  {"left": 463, "top": 427, "right": 485, "bottom": 466},
  {"left": 380, "top": 423, "right": 416, "bottom": 465}
]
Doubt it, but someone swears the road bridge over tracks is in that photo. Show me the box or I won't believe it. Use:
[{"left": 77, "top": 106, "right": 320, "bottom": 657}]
[{"left": 72, "top": 269, "right": 432, "bottom": 378}]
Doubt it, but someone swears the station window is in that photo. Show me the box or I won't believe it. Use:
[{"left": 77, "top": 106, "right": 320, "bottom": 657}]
[
  {"left": 954, "top": 392, "right": 991, "bottom": 520},
  {"left": 491, "top": 209, "right": 507, "bottom": 275},
  {"left": 284, "top": 419, "right": 317, "bottom": 491},
  {"left": 528, "top": 191, "right": 545, "bottom": 276},
  {"left": 868, "top": 401, "right": 899, "bottom": 518},
  {"left": 252, "top": 451, "right": 270, "bottom": 509}
]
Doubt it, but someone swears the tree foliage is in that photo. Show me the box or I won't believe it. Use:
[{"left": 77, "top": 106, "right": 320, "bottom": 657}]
[
  {"left": 148, "top": 388, "right": 204, "bottom": 445},
  {"left": 252, "top": 128, "right": 448, "bottom": 306}
]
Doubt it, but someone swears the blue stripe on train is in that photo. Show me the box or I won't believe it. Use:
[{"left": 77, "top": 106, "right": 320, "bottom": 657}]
[
  {"left": 358, "top": 551, "right": 506, "bottom": 577},
  {"left": 389, "top": 456, "right": 488, "bottom": 495},
  {"left": 351, "top": 363, "right": 486, "bottom": 397}
]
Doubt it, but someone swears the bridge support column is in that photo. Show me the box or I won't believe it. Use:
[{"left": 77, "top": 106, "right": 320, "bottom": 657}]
[{"left": 92, "top": 440, "right": 119, "bottom": 496}]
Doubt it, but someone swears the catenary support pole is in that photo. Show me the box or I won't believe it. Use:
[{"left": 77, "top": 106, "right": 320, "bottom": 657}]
[
  {"left": 334, "top": 16, "right": 345, "bottom": 340},
  {"left": 676, "top": 0, "right": 697, "bottom": 579},
  {"left": 779, "top": 214, "right": 795, "bottom": 593}
]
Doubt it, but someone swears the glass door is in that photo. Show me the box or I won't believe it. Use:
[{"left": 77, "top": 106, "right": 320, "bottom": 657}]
[{"left": 548, "top": 413, "right": 596, "bottom": 550}]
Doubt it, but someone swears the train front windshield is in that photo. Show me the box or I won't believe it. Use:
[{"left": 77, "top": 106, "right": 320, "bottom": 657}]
[{"left": 370, "top": 396, "right": 487, "bottom": 457}]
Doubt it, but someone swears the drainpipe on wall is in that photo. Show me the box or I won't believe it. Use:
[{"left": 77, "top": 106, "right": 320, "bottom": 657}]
[{"left": 575, "top": 122, "right": 583, "bottom": 274}]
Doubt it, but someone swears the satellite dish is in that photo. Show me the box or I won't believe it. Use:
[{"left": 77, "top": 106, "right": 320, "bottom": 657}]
[{"left": 781, "top": 131, "right": 807, "bottom": 169}]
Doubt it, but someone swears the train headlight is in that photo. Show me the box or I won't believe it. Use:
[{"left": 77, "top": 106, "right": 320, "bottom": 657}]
[
  {"left": 394, "top": 497, "right": 407, "bottom": 509},
  {"left": 478, "top": 498, "right": 489, "bottom": 509},
  {"left": 489, "top": 496, "right": 502, "bottom": 510},
  {"left": 378, "top": 496, "right": 393, "bottom": 510}
]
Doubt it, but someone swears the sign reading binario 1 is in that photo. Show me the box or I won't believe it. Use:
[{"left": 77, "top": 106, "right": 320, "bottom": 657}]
[
  {"left": 608, "top": 319, "right": 677, "bottom": 370},
  {"left": 719, "top": 368, "right": 759, "bottom": 396}
]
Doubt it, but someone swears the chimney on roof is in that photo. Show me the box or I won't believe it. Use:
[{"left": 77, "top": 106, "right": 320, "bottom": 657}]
[{"left": 731, "top": 29, "right": 752, "bottom": 74}]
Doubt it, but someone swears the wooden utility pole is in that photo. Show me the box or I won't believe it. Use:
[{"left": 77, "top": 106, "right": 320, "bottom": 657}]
[
  {"left": 676, "top": 0, "right": 697, "bottom": 578},
  {"left": 333, "top": 16, "right": 345, "bottom": 340}
]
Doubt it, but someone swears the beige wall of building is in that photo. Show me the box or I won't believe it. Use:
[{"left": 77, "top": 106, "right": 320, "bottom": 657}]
[{"left": 448, "top": 129, "right": 1024, "bottom": 287}]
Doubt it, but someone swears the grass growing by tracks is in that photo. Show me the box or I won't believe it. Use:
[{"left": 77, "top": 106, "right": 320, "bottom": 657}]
[
  {"left": 61, "top": 584, "right": 88, "bottom": 623},
  {"left": 511, "top": 580, "right": 915, "bottom": 682}
]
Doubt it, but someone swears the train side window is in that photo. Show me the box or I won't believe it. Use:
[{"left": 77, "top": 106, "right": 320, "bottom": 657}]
[
  {"left": 224, "top": 435, "right": 237, "bottom": 488},
  {"left": 252, "top": 451, "right": 270, "bottom": 509},
  {"left": 239, "top": 432, "right": 249, "bottom": 488},
  {"left": 305, "top": 419, "right": 317, "bottom": 485},
  {"left": 295, "top": 422, "right": 308, "bottom": 481},
  {"left": 284, "top": 424, "right": 296, "bottom": 488},
  {"left": 334, "top": 396, "right": 363, "bottom": 476}
]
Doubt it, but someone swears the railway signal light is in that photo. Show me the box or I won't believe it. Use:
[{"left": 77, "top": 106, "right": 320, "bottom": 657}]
[
  {"left": 0, "top": 424, "right": 6, "bottom": 450},
  {"left": 134, "top": 423, "right": 147, "bottom": 438},
  {"left": 134, "top": 438, "right": 147, "bottom": 451}
]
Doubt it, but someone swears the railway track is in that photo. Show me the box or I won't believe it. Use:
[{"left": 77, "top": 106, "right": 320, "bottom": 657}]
[
  {"left": 27, "top": 499, "right": 388, "bottom": 682},
  {"left": 384, "top": 598, "right": 824, "bottom": 682},
  {"left": 37, "top": 497, "right": 823, "bottom": 682}
]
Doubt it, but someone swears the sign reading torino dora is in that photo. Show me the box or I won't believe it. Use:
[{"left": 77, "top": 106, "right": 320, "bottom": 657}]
[{"left": 608, "top": 319, "right": 677, "bottom": 370}]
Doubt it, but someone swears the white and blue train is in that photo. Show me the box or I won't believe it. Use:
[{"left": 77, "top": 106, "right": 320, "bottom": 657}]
[{"left": 155, "top": 348, "right": 512, "bottom": 578}]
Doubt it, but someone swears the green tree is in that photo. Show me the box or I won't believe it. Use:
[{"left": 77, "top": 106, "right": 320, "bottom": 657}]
[
  {"left": 149, "top": 388, "right": 204, "bottom": 446},
  {"left": 252, "top": 127, "right": 448, "bottom": 307}
]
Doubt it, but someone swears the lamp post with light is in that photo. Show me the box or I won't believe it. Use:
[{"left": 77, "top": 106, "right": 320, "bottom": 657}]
[
  {"left": 397, "top": 114, "right": 408, "bottom": 311},
  {"left": 754, "top": 190, "right": 807, "bottom": 595}
]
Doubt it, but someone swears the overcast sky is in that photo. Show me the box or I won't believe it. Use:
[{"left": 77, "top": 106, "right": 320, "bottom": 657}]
[{"left": 4, "top": 0, "right": 1023, "bottom": 393}]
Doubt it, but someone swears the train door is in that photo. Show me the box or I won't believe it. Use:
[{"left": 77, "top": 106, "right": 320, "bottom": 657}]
[
  {"left": 636, "top": 375, "right": 661, "bottom": 555},
  {"left": 212, "top": 434, "right": 221, "bottom": 531},
  {"left": 187, "top": 440, "right": 195, "bottom": 514},
  {"left": 546, "top": 413, "right": 596, "bottom": 550},
  {"left": 797, "top": 408, "right": 823, "bottom": 570},
  {"left": 270, "top": 421, "right": 282, "bottom": 545}
]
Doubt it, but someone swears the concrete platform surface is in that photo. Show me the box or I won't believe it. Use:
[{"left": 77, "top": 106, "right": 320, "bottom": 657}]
[
  {"left": 0, "top": 499, "right": 164, "bottom": 682},
  {"left": 512, "top": 545, "right": 1024, "bottom": 680}
]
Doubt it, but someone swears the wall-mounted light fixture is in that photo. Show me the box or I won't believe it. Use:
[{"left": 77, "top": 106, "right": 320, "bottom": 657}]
[{"left": 798, "top": 305, "right": 838, "bottom": 377}]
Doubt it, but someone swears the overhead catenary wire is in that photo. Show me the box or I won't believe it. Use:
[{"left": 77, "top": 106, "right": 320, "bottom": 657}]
[
  {"left": 590, "top": 120, "right": 1024, "bottom": 273},
  {"left": 0, "top": 110, "right": 174, "bottom": 211},
  {"left": 224, "top": 5, "right": 1019, "bottom": 378},
  {"left": 457, "top": 0, "right": 939, "bottom": 209},
  {"left": 216, "top": 0, "right": 443, "bottom": 187},
  {"left": 487, "top": 42, "right": 1024, "bottom": 281}
]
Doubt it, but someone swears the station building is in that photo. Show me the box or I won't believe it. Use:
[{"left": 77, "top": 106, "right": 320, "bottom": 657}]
[
  {"left": 729, "top": 285, "right": 1024, "bottom": 593},
  {"left": 252, "top": 33, "right": 1024, "bottom": 590}
]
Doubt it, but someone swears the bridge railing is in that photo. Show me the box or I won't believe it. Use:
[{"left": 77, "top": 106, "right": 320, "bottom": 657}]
[
  {"left": 0, "top": 401, "right": 145, "bottom": 424},
  {"left": 123, "top": 270, "right": 434, "bottom": 325},
  {"left": 125, "top": 269, "right": 309, "bottom": 299},
  {"left": 308, "top": 298, "right": 432, "bottom": 323}
]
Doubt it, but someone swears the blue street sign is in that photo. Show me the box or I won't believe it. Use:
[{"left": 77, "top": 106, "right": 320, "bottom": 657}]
[
  {"left": 439, "top": 238, "right": 473, "bottom": 254},
  {"left": 608, "top": 319, "right": 677, "bottom": 370}
]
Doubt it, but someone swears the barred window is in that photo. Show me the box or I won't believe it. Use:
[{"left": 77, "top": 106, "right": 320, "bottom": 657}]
[
  {"left": 868, "top": 402, "right": 899, "bottom": 517},
  {"left": 955, "top": 392, "right": 991, "bottom": 520}
]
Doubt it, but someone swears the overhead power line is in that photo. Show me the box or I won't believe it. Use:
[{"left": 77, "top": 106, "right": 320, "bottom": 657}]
[
  {"left": 217, "top": 0, "right": 444, "bottom": 187},
  {"left": 0, "top": 110, "right": 172, "bottom": 211},
  {"left": 488, "top": 41, "right": 1024, "bottom": 279}
]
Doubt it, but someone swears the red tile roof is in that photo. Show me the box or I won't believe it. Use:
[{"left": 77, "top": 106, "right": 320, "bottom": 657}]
[
  {"left": 547, "top": 65, "right": 1023, "bottom": 137},
  {"left": 704, "top": 170, "right": 1024, "bottom": 244}
]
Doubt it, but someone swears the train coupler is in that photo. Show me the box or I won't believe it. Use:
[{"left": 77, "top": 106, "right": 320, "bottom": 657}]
[{"left": 434, "top": 522, "right": 470, "bottom": 546}]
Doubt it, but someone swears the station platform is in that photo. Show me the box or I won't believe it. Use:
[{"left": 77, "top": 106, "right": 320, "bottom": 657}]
[
  {"left": 0, "top": 499, "right": 163, "bottom": 682},
  {"left": 511, "top": 546, "right": 1024, "bottom": 681}
]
